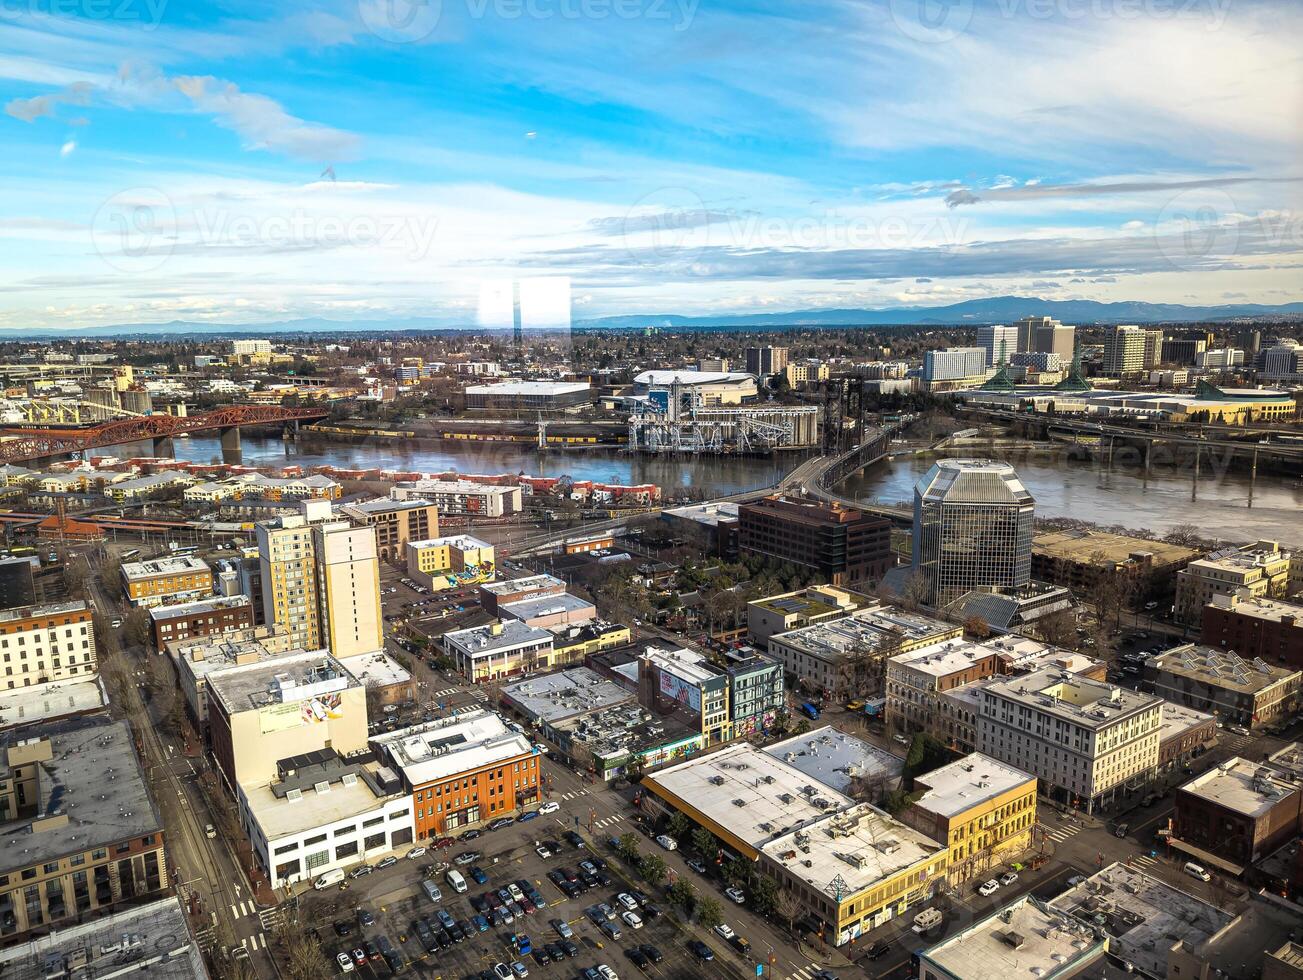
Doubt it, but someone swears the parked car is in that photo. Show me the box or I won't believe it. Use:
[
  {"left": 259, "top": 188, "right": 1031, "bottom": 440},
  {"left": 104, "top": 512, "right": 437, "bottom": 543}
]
[
  {"left": 999, "top": 871, "right": 1018, "bottom": 886},
  {"left": 539, "top": 801, "right": 560, "bottom": 814},
  {"left": 376, "top": 856, "right": 399, "bottom": 870},
  {"left": 654, "top": 835, "right": 677, "bottom": 851},
  {"left": 978, "top": 880, "right": 1000, "bottom": 896},
  {"left": 455, "top": 850, "right": 481, "bottom": 865},
  {"left": 470, "top": 866, "right": 489, "bottom": 884},
  {"left": 336, "top": 952, "right": 355, "bottom": 973},
  {"left": 686, "top": 858, "right": 707, "bottom": 874},
  {"left": 407, "top": 846, "right": 428, "bottom": 860},
  {"left": 551, "top": 918, "right": 574, "bottom": 939},
  {"left": 724, "top": 887, "right": 745, "bottom": 904},
  {"left": 621, "top": 911, "right": 643, "bottom": 930},
  {"left": 689, "top": 940, "right": 714, "bottom": 961}
]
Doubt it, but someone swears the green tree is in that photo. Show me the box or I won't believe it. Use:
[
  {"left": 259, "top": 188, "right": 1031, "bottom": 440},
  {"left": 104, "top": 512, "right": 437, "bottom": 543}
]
[
  {"left": 696, "top": 896, "right": 723, "bottom": 931},
  {"left": 667, "top": 880, "right": 697, "bottom": 913},
  {"left": 749, "top": 875, "right": 778, "bottom": 916},
  {"left": 617, "top": 832, "right": 641, "bottom": 863},
  {"left": 722, "top": 857, "right": 750, "bottom": 888},
  {"left": 639, "top": 854, "right": 667, "bottom": 886},
  {"left": 666, "top": 812, "right": 691, "bottom": 840},
  {"left": 690, "top": 827, "right": 716, "bottom": 859}
]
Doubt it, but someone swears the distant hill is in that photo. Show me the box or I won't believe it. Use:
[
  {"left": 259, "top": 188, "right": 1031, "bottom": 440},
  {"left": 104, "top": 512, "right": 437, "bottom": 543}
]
[{"left": 2, "top": 295, "right": 1301, "bottom": 337}]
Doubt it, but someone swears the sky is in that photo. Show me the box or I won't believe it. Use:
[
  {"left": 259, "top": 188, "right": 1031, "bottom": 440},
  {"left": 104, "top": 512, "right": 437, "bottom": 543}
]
[{"left": 1, "top": 0, "right": 1300, "bottom": 330}]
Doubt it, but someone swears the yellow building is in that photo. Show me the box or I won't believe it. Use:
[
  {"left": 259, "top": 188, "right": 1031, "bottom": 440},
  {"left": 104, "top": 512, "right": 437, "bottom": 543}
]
[
  {"left": 901, "top": 753, "right": 1037, "bottom": 885},
  {"left": 257, "top": 514, "right": 322, "bottom": 649},
  {"left": 120, "top": 555, "right": 214, "bottom": 608},
  {"left": 550, "top": 622, "right": 632, "bottom": 665},
  {"left": 406, "top": 535, "right": 495, "bottom": 589},
  {"left": 1175, "top": 539, "right": 1292, "bottom": 624}
]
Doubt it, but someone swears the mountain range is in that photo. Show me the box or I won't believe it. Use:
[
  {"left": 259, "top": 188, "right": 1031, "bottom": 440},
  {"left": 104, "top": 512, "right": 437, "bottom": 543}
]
[{"left": 4, "top": 296, "right": 1301, "bottom": 337}]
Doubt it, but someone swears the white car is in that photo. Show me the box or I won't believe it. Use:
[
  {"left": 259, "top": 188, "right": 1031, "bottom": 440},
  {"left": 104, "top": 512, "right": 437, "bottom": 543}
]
[
  {"left": 724, "top": 887, "right": 746, "bottom": 904},
  {"left": 713, "top": 924, "right": 735, "bottom": 941},
  {"left": 535, "top": 843, "right": 553, "bottom": 859},
  {"left": 493, "top": 964, "right": 513, "bottom": 980},
  {"left": 654, "top": 835, "right": 677, "bottom": 851},
  {"left": 336, "top": 952, "right": 355, "bottom": 973},
  {"left": 616, "top": 893, "right": 639, "bottom": 911},
  {"left": 978, "top": 880, "right": 1000, "bottom": 897},
  {"left": 597, "top": 967, "right": 619, "bottom": 980},
  {"left": 507, "top": 883, "right": 525, "bottom": 903},
  {"left": 621, "top": 910, "right": 643, "bottom": 930},
  {"left": 539, "top": 801, "right": 560, "bottom": 815},
  {"left": 407, "top": 846, "right": 428, "bottom": 860}
]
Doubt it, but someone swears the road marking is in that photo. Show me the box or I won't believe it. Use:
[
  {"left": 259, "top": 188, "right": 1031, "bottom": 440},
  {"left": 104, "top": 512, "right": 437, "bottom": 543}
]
[{"left": 1132, "top": 854, "right": 1158, "bottom": 867}]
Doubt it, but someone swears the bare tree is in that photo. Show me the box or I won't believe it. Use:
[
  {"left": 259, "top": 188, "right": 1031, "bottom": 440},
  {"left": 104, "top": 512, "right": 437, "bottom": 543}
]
[
  {"left": 774, "top": 888, "right": 803, "bottom": 936},
  {"left": 900, "top": 569, "right": 931, "bottom": 612}
]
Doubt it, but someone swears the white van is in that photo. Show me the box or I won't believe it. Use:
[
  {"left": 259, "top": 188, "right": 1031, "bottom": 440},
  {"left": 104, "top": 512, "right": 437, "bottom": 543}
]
[
  {"left": 445, "top": 869, "right": 467, "bottom": 894},
  {"left": 422, "top": 879, "right": 443, "bottom": 902},
  {"left": 1184, "top": 862, "right": 1211, "bottom": 882},
  {"left": 313, "top": 869, "right": 346, "bottom": 890}
]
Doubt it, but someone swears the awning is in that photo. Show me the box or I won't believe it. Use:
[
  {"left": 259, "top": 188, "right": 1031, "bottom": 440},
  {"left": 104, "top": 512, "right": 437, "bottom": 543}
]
[{"left": 1166, "top": 837, "right": 1246, "bottom": 876}]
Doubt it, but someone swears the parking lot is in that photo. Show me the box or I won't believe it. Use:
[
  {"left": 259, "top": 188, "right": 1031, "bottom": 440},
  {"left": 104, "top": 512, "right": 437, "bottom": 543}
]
[{"left": 302, "top": 813, "right": 725, "bottom": 979}]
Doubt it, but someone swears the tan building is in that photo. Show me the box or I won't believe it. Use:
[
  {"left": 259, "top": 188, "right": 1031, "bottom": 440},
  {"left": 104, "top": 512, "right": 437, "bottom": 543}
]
[
  {"left": 1146, "top": 644, "right": 1300, "bottom": 729},
  {"left": 206, "top": 650, "right": 369, "bottom": 794},
  {"left": 746, "top": 585, "right": 869, "bottom": 649},
  {"left": 1032, "top": 529, "right": 1200, "bottom": 601},
  {"left": 339, "top": 497, "right": 439, "bottom": 563},
  {"left": 0, "top": 718, "right": 167, "bottom": 942},
  {"left": 257, "top": 509, "right": 324, "bottom": 649},
  {"left": 902, "top": 752, "right": 1037, "bottom": 885},
  {"left": 0, "top": 600, "right": 96, "bottom": 690},
  {"left": 120, "top": 555, "right": 213, "bottom": 608},
  {"left": 1176, "top": 540, "right": 1292, "bottom": 625}
]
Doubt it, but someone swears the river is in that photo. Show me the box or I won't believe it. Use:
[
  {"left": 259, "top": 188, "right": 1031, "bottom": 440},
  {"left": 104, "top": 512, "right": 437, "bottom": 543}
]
[
  {"left": 145, "top": 434, "right": 1298, "bottom": 544},
  {"left": 839, "top": 454, "right": 1303, "bottom": 546}
]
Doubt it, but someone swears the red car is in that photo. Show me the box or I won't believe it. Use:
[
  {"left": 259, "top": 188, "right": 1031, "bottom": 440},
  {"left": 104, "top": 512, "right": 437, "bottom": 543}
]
[
  {"left": 350, "top": 947, "right": 367, "bottom": 967},
  {"left": 434, "top": 837, "right": 455, "bottom": 849}
]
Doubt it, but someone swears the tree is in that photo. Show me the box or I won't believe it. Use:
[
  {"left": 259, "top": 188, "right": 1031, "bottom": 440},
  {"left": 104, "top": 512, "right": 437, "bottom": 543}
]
[
  {"left": 749, "top": 874, "right": 778, "bottom": 916},
  {"left": 62, "top": 560, "right": 88, "bottom": 595},
  {"left": 1035, "top": 608, "right": 1079, "bottom": 649},
  {"left": 270, "top": 916, "right": 330, "bottom": 980},
  {"left": 773, "top": 888, "right": 802, "bottom": 936},
  {"left": 900, "top": 569, "right": 931, "bottom": 612},
  {"left": 122, "top": 607, "right": 152, "bottom": 652},
  {"left": 666, "top": 812, "right": 691, "bottom": 840},
  {"left": 667, "top": 879, "right": 697, "bottom": 913},
  {"left": 696, "top": 896, "right": 723, "bottom": 931},
  {"left": 963, "top": 615, "right": 991, "bottom": 639},
  {"left": 616, "top": 832, "right": 641, "bottom": 863},
  {"left": 690, "top": 827, "right": 716, "bottom": 859},
  {"left": 639, "top": 854, "right": 667, "bottom": 886},
  {"left": 722, "top": 857, "right": 750, "bottom": 888}
]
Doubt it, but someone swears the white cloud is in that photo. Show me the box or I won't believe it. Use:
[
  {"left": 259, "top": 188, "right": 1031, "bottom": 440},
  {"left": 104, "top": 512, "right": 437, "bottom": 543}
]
[{"left": 59, "top": 139, "right": 76, "bottom": 157}]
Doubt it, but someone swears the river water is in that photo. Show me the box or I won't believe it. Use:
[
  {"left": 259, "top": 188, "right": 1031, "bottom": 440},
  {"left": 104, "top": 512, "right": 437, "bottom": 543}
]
[{"left": 151, "top": 435, "right": 1298, "bottom": 544}]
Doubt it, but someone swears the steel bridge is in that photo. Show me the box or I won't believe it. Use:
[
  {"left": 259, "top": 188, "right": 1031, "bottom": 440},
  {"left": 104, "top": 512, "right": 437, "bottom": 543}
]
[{"left": 0, "top": 404, "right": 329, "bottom": 464}]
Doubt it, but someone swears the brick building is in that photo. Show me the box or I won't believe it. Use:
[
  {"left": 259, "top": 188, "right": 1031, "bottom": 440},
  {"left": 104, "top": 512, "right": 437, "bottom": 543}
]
[
  {"left": 149, "top": 594, "right": 255, "bottom": 649},
  {"left": 1203, "top": 593, "right": 1303, "bottom": 672},
  {"left": 339, "top": 497, "right": 439, "bottom": 563},
  {"left": 738, "top": 494, "right": 892, "bottom": 586},
  {"left": 120, "top": 555, "right": 213, "bottom": 608}
]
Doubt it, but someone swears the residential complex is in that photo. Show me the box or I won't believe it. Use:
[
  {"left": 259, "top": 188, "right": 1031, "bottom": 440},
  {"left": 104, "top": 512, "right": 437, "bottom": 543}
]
[
  {"left": 0, "top": 601, "right": 96, "bottom": 690},
  {"left": 738, "top": 494, "right": 893, "bottom": 587},
  {"left": 1031, "top": 528, "right": 1200, "bottom": 600},
  {"left": 390, "top": 479, "right": 523, "bottom": 517},
  {"left": 744, "top": 345, "right": 788, "bottom": 377},
  {"left": 339, "top": 496, "right": 439, "bottom": 562},
  {"left": 1175, "top": 540, "right": 1293, "bottom": 625},
  {"left": 120, "top": 555, "right": 213, "bottom": 608},
  {"left": 0, "top": 717, "right": 167, "bottom": 941},
  {"left": 1145, "top": 645, "right": 1300, "bottom": 729},
  {"left": 912, "top": 459, "right": 1035, "bottom": 605},
  {"left": 149, "top": 594, "right": 255, "bottom": 649},
  {"left": 977, "top": 666, "right": 1164, "bottom": 812},
  {"left": 922, "top": 347, "right": 987, "bottom": 389},
  {"left": 746, "top": 585, "right": 868, "bottom": 648}
]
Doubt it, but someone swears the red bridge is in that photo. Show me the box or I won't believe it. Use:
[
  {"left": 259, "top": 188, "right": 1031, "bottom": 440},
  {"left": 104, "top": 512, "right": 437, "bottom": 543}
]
[{"left": 0, "top": 404, "right": 330, "bottom": 464}]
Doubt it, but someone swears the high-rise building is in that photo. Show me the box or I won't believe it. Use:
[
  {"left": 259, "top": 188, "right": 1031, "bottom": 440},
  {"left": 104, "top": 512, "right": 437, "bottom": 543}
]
[
  {"left": 745, "top": 346, "right": 789, "bottom": 377},
  {"left": 1161, "top": 337, "right": 1207, "bottom": 365},
  {"left": 1261, "top": 339, "right": 1303, "bottom": 382},
  {"left": 976, "top": 325, "right": 1019, "bottom": 366},
  {"left": 912, "top": 459, "right": 1035, "bottom": 605},
  {"left": 1102, "top": 325, "right": 1147, "bottom": 377},
  {"left": 1011, "top": 316, "right": 1075, "bottom": 360},
  {"left": 738, "top": 494, "right": 893, "bottom": 586},
  {"left": 1197, "top": 347, "right": 1244, "bottom": 371},
  {"left": 0, "top": 601, "right": 96, "bottom": 691},
  {"left": 256, "top": 499, "right": 383, "bottom": 654},
  {"left": 922, "top": 347, "right": 987, "bottom": 388},
  {"left": 1141, "top": 327, "right": 1164, "bottom": 369}
]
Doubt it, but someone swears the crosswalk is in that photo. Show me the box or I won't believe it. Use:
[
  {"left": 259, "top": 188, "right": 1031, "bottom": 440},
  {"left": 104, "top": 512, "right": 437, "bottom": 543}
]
[
  {"left": 229, "top": 900, "right": 257, "bottom": 919},
  {"left": 594, "top": 814, "right": 623, "bottom": 829},
  {"left": 1040, "top": 823, "right": 1082, "bottom": 844},
  {"left": 1131, "top": 853, "right": 1160, "bottom": 869},
  {"left": 239, "top": 932, "right": 269, "bottom": 952},
  {"left": 431, "top": 686, "right": 460, "bottom": 699},
  {"left": 784, "top": 963, "right": 830, "bottom": 980},
  {"left": 258, "top": 907, "right": 284, "bottom": 932},
  {"left": 194, "top": 925, "right": 215, "bottom": 955},
  {"left": 1222, "top": 733, "right": 1255, "bottom": 752},
  {"left": 558, "top": 790, "right": 590, "bottom": 801}
]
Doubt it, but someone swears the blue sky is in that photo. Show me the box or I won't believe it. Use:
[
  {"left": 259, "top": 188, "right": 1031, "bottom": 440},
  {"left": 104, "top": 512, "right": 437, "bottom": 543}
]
[{"left": 1, "top": 0, "right": 1300, "bottom": 329}]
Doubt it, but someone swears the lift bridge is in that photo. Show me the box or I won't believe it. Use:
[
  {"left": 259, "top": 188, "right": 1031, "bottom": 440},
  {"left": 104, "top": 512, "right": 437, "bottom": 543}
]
[{"left": 626, "top": 381, "right": 818, "bottom": 454}]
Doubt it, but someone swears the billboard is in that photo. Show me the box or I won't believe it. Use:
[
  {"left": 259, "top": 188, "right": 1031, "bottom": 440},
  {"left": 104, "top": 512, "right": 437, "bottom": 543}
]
[
  {"left": 258, "top": 692, "right": 344, "bottom": 734},
  {"left": 658, "top": 670, "right": 701, "bottom": 711}
]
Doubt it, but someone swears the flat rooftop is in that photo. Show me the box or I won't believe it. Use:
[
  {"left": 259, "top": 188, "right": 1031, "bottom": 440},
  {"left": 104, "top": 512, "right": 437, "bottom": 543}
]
[
  {"left": 751, "top": 592, "right": 843, "bottom": 618},
  {"left": 148, "top": 593, "right": 251, "bottom": 622},
  {"left": 1047, "top": 862, "right": 1235, "bottom": 979},
  {"left": 0, "top": 896, "right": 207, "bottom": 980},
  {"left": 763, "top": 726, "right": 903, "bottom": 796},
  {"left": 919, "top": 895, "right": 1105, "bottom": 980},
  {"left": 661, "top": 501, "right": 739, "bottom": 527},
  {"left": 244, "top": 759, "right": 399, "bottom": 840},
  {"left": 640, "top": 646, "right": 719, "bottom": 686},
  {"left": 409, "top": 534, "right": 492, "bottom": 551},
  {"left": 1159, "top": 702, "right": 1216, "bottom": 744},
  {"left": 336, "top": 650, "right": 411, "bottom": 689},
  {"left": 0, "top": 677, "right": 105, "bottom": 730},
  {"left": 480, "top": 574, "right": 565, "bottom": 597},
  {"left": 1186, "top": 542, "right": 1286, "bottom": 571},
  {"left": 771, "top": 605, "right": 958, "bottom": 660},
  {"left": 911, "top": 753, "right": 1036, "bottom": 818},
  {"left": 121, "top": 554, "right": 210, "bottom": 581},
  {"left": 890, "top": 637, "right": 1000, "bottom": 678},
  {"left": 340, "top": 496, "right": 434, "bottom": 515},
  {"left": 443, "top": 619, "right": 554, "bottom": 655},
  {"left": 501, "top": 667, "right": 635, "bottom": 724},
  {"left": 370, "top": 709, "right": 533, "bottom": 787},
  {"left": 500, "top": 592, "right": 596, "bottom": 622},
  {"left": 0, "top": 599, "right": 88, "bottom": 624},
  {"left": 0, "top": 717, "right": 160, "bottom": 875},
  {"left": 1209, "top": 592, "right": 1303, "bottom": 624},
  {"left": 206, "top": 650, "right": 353, "bottom": 714},
  {"left": 642, "top": 742, "right": 854, "bottom": 857},
  {"left": 982, "top": 665, "right": 1163, "bottom": 729},
  {"left": 760, "top": 803, "right": 945, "bottom": 902},
  {"left": 465, "top": 381, "right": 591, "bottom": 396},
  {"left": 634, "top": 369, "right": 755, "bottom": 386},
  {"left": 1149, "top": 645, "right": 1298, "bottom": 692},
  {"left": 1033, "top": 528, "right": 1200, "bottom": 565},
  {"left": 1177, "top": 753, "right": 1302, "bottom": 819}
]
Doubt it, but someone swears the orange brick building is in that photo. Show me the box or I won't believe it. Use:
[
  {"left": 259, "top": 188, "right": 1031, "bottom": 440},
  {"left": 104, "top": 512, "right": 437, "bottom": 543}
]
[
  {"left": 371, "top": 709, "right": 541, "bottom": 838},
  {"left": 120, "top": 555, "right": 213, "bottom": 607}
]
